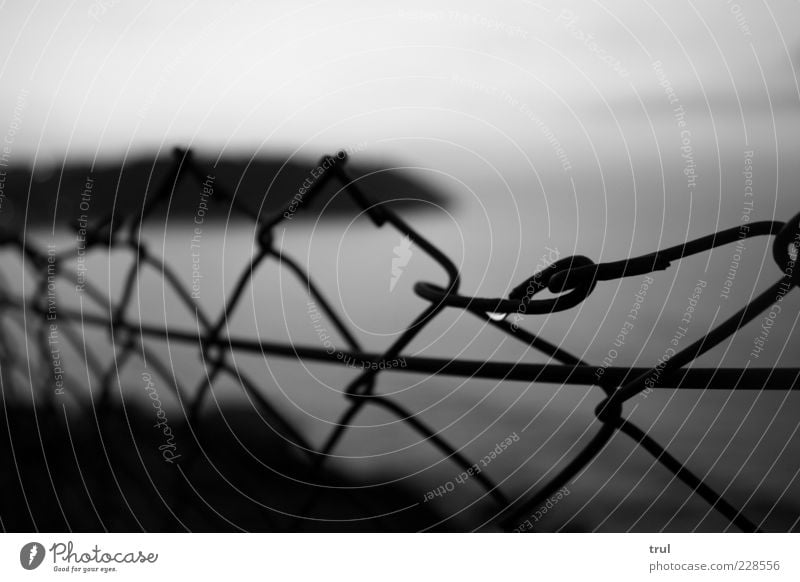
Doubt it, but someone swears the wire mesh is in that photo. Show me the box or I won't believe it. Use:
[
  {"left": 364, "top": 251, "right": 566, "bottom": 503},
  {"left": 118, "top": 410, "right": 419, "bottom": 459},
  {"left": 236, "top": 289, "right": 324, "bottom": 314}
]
[{"left": 1, "top": 147, "right": 798, "bottom": 532}]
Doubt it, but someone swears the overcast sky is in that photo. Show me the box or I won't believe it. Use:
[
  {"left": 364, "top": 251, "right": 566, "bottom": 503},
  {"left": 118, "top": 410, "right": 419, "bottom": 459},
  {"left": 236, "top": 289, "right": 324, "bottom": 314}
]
[
  {"left": 1, "top": 0, "right": 798, "bottom": 369},
  {"left": 1, "top": 0, "right": 798, "bottom": 171}
]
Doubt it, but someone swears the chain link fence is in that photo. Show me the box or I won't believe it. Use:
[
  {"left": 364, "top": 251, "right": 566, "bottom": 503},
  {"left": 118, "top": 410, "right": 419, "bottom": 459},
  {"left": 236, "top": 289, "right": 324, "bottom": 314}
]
[{"left": 1, "top": 147, "right": 798, "bottom": 532}]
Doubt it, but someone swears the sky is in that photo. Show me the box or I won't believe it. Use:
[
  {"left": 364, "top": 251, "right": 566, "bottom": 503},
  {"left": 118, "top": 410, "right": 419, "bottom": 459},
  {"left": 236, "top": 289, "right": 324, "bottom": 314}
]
[
  {"left": 1, "top": 0, "right": 799, "bottom": 171},
  {"left": 2, "top": 1, "right": 800, "bottom": 512},
  {"left": 2, "top": 0, "right": 800, "bottom": 287}
]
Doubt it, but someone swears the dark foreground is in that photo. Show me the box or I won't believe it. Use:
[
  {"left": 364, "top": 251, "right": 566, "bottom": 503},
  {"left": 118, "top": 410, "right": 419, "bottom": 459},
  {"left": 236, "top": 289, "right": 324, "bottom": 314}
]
[{"left": 0, "top": 404, "right": 445, "bottom": 532}]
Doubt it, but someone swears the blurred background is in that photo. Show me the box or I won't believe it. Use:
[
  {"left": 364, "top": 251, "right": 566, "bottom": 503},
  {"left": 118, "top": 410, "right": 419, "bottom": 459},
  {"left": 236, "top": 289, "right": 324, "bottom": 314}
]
[{"left": 0, "top": 0, "right": 799, "bottom": 532}]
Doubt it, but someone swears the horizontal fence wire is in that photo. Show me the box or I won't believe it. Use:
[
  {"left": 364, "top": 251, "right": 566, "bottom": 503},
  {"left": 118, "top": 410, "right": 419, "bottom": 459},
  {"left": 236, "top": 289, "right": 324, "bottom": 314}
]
[{"left": 0, "top": 147, "right": 798, "bottom": 532}]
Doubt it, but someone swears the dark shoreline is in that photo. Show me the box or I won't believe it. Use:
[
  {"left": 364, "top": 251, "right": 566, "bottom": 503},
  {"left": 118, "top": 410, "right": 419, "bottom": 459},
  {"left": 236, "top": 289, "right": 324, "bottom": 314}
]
[{"left": 0, "top": 153, "right": 449, "bottom": 231}]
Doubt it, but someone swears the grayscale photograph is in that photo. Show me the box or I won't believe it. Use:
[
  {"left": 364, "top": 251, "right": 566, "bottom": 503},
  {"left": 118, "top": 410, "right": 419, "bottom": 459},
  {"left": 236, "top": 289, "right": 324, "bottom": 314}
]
[{"left": 0, "top": 1, "right": 798, "bottom": 553}]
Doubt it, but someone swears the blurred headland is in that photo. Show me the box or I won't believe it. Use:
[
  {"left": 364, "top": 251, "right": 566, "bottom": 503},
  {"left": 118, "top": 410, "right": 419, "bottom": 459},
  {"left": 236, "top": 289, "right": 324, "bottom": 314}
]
[{"left": 0, "top": 152, "right": 450, "bottom": 231}]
